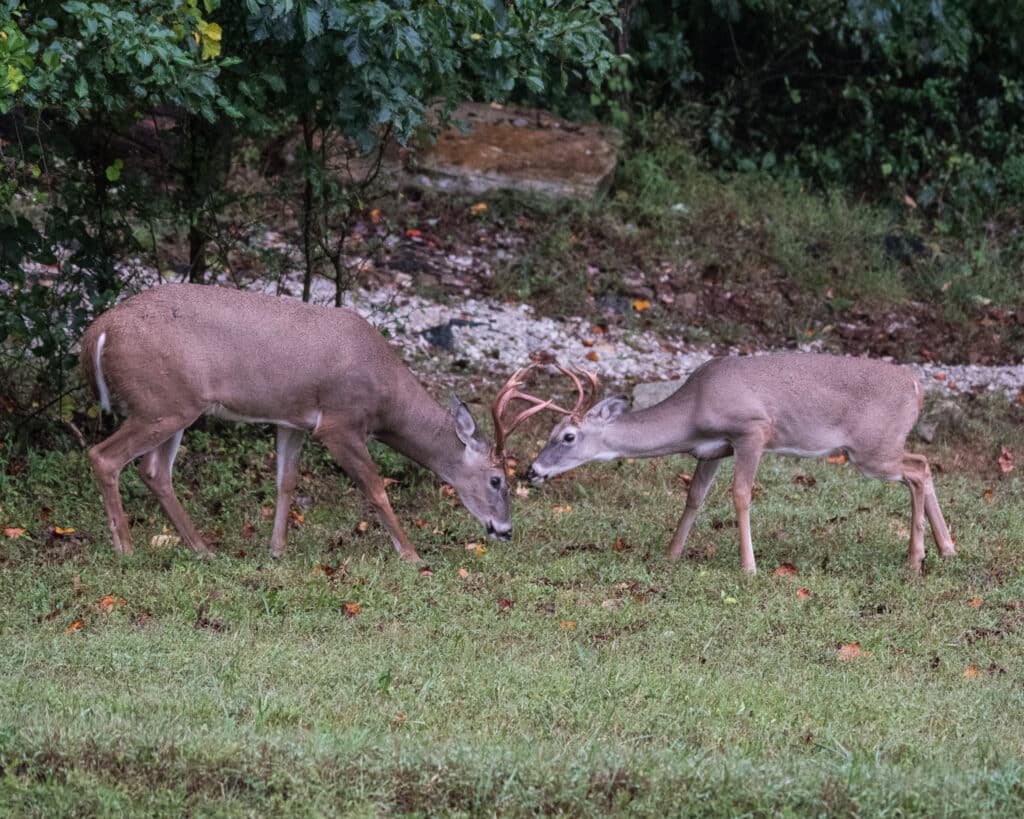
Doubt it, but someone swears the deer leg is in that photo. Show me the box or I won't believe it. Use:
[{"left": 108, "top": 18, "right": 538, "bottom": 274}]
[
  {"left": 731, "top": 437, "right": 766, "bottom": 574},
  {"left": 900, "top": 454, "right": 930, "bottom": 573},
  {"left": 137, "top": 429, "right": 212, "bottom": 556},
  {"left": 667, "top": 458, "right": 723, "bottom": 561},
  {"left": 90, "top": 414, "right": 201, "bottom": 556},
  {"left": 269, "top": 426, "right": 305, "bottom": 559},
  {"left": 319, "top": 431, "right": 421, "bottom": 563},
  {"left": 917, "top": 456, "right": 956, "bottom": 558}
]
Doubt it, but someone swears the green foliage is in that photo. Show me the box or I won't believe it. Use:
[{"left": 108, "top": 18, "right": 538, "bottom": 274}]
[{"left": 625, "top": 0, "right": 1024, "bottom": 222}]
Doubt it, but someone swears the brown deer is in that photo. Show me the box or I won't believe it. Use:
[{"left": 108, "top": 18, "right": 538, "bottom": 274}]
[
  {"left": 80, "top": 284, "right": 554, "bottom": 561},
  {"left": 526, "top": 355, "right": 957, "bottom": 574}
]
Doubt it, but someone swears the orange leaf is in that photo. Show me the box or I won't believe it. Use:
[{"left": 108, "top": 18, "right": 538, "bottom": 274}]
[
  {"left": 66, "top": 620, "right": 84, "bottom": 633},
  {"left": 369, "top": 208, "right": 382, "bottom": 223},
  {"left": 837, "top": 642, "right": 871, "bottom": 661},
  {"left": 498, "top": 597, "right": 515, "bottom": 611},
  {"left": 405, "top": 228, "right": 422, "bottom": 238},
  {"left": 796, "top": 587, "right": 814, "bottom": 599},
  {"left": 827, "top": 452, "right": 847, "bottom": 465},
  {"left": 260, "top": 506, "right": 275, "bottom": 520},
  {"left": 933, "top": 373, "right": 946, "bottom": 381},
  {"left": 412, "top": 518, "right": 428, "bottom": 529},
  {"left": 457, "top": 568, "right": 469, "bottom": 579},
  {"left": 290, "top": 511, "right": 304, "bottom": 525},
  {"left": 559, "top": 620, "right": 577, "bottom": 630},
  {"left": 343, "top": 602, "right": 362, "bottom": 617},
  {"left": 98, "top": 595, "right": 120, "bottom": 613},
  {"left": 581, "top": 339, "right": 594, "bottom": 348},
  {"left": 585, "top": 351, "right": 600, "bottom": 362},
  {"left": 631, "top": 299, "right": 652, "bottom": 312},
  {"left": 998, "top": 447, "right": 1014, "bottom": 473},
  {"left": 968, "top": 596, "right": 983, "bottom": 608},
  {"left": 469, "top": 202, "right": 488, "bottom": 214},
  {"left": 772, "top": 563, "right": 798, "bottom": 577},
  {"left": 474, "top": 544, "right": 488, "bottom": 555},
  {"left": 613, "top": 537, "right": 627, "bottom": 552},
  {"left": 3, "top": 527, "right": 25, "bottom": 539},
  {"left": 54, "top": 526, "right": 76, "bottom": 535},
  {"left": 964, "top": 664, "right": 980, "bottom": 678},
  {"left": 552, "top": 505, "right": 573, "bottom": 514},
  {"left": 241, "top": 522, "right": 257, "bottom": 540},
  {"left": 354, "top": 520, "right": 369, "bottom": 534}
]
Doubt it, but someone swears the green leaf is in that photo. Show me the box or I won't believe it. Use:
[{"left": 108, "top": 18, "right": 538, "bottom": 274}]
[{"left": 105, "top": 159, "right": 124, "bottom": 182}]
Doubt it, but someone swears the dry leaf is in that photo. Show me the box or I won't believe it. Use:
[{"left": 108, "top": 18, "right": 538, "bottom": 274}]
[
  {"left": 497, "top": 597, "right": 515, "bottom": 611},
  {"left": 241, "top": 522, "right": 257, "bottom": 540},
  {"left": 3, "top": 527, "right": 25, "bottom": 539},
  {"left": 260, "top": 505, "right": 275, "bottom": 520},
  {"left": 354, "top": 520, "right": 370, "bottom": 535},
  {"left": 837, "top": 642, "right": 871, "bottom": 661},
  {"left": 290, "top": 511, "right": 304, "bottom": 526},
  {"left": 933, "top": 372, "right": 946, "bottom": 381},
  {"left": 998, "top": 447, "right": 1014, "bottom": 473},
  {"left": 581, "top": 339, "right": 594, "bottom": 348},
  {"left": 469, "top": 202, "right": 488, "bottom": 214},
  {"left": 968, "top": 596, "right": 983, "bottom": 608},
  {"left": 559, "top": 620, "right": 577, "bottom": 630},
  {"left": 772, "top": 563, "right": 799, "bottom": 577},
  {"left": 964, "top": 664, "right": 980, "bottom": 678},
  {"left": 552, "top": 505, "right": 573, "bottom": 514},
  {"left": 465, "top": 542, "right": 483, "bottom": 551},
  {"left": 585, "top": 351, "right": 600, "bottom": 362},
  {"left": 54, "top": 526, "right": 76, "bottom": 536},
  {"left": 441, "top": 484, "right": 457, "bottom": 499},
  {"left": 98, "top": 595, "right": 126, "bottom": 613},
  {"left": 796, "top": 587, "right": 814, "bottom": 599},
  {"left": 66, "top": 620, "right": 84, "bottom": 633},
  {"left": 369, "top": 208, "right": 382, "bottom": 223},
  {"left": 149, "top": 533, "right": 180, "bottom": 549},
  {"left": 412, "top": 518, "right": 428, "bottom": 529},
  {"left": 457, "top": 568, "right": 469, "bottom": 579},
  {"left": 343, "top": 602, "right": 362, "bottom": 617},
  {"left": 827, "top": 452, "right": 847, "bottom": 465},
  {"left": 613, "top": 537, "right": 627, "bottom": 552},
  {"left": 405, "top": 228, "right": 422, "bottom": 238},
  {"left": 515, "top": 486, "right": 530, "bottom": 498},
  {"left": 474, "top": 544, "right": 488, "bottom": 555},
  {"left": 419, "top": 567, "right": 433, "bottom": 577},
  {"left": 632, "top": 299, "right": 652, "bottom": 312}
]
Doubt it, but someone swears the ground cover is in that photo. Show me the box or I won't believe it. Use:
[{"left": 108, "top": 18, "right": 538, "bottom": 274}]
[{"left": 2, "top": 399, "right": 1023, "bottom": 816}]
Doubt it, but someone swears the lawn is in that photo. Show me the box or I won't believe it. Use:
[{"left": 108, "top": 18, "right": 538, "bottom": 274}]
[{"left": 2, "top": 402, "right": 1024, "bottom": 816}]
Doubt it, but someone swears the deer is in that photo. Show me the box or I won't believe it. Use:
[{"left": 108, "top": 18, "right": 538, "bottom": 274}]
[
  {"left": 79, "top": 284, "right": 557, "bottom": 562},
  {"left": 525, "top": 354, "right": 957, "bottom": 574}
]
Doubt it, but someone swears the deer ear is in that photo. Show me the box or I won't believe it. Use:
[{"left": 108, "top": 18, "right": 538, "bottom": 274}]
[
  {"left": 450, "top": 396, "right": 487, "bottom": 451},
  {"left": 586, "top": 395, "right": 629, "bottom": 424}
]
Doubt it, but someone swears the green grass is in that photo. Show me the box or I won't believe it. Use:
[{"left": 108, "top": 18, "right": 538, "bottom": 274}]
[{"left": 3, "top": 404, "right": 1024, "bottom": 816}]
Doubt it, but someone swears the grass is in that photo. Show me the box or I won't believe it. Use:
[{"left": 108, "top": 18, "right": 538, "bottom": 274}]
[{"left": 3, "top": 399, "right": 1024, "bottom": 816}]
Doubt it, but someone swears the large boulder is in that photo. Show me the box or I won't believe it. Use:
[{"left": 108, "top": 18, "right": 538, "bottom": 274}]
[{"left": 404, "top": 102, "right": 620, "bottom": 200}]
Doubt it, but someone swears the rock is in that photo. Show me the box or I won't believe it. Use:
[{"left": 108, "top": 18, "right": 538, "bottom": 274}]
[
  {"left": 420, "top": 319, "right": 483, "bottom": 351},
  {"left": 915, "top": 399, "right": 966, "bottom": 443},
  {"left": 633, "top": 380, "right": 683, "bottom": 410},
  {"left": 404, "top": 102, "right": 620, "bottom": 200}
]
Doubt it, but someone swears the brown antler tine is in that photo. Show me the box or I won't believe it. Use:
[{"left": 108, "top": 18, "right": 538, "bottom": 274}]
[
  {"left": 491, "top": 364, "right": 571, "bottom": 459},
  {"left": 574, "top": 366, "right": 601, "bottom": 415},
  {"left": 555, "top": 364, "right": 587, "bottom": 418}
]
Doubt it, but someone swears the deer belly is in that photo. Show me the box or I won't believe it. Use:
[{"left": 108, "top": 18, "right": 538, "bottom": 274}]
[{"left": 205, "top": 402, "right": 321, "bottom": 432}]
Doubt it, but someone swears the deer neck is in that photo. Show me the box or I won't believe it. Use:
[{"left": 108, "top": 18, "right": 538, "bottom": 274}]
[
  {"left": 375, "top": 385, "right": 466, "bottom": 483},
  {"left": 603, "top": 398, "right": 698, "bottom": 459}
]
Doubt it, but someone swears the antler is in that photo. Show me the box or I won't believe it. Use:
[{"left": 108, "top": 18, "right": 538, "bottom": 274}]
[
  {"left": 556, "top": 365, "right": 601, "bottom": 420},
  {"left": 491, "top": 364, "right": 570, "bottom": 460}
]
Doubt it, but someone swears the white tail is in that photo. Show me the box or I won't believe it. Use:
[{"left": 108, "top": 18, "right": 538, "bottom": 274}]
[
  {"left": 527, "top": 353, "right": 956, "bottom": 574},
  {"left": 80, "top": 284, "right": 531, "bottom": 561}
]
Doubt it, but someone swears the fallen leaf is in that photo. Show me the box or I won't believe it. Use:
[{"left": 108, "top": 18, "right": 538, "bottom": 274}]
[
  {"left": 290, "top": 511, "right": 304, "bottom": 526},
  {"left": 354, "top": 520, "right": 370, "bottom": 535},
  {"left": 968, "top": 596, "right": 983, "bottom": 608},
  {"left": 441, "top": 484, "right": 457, "bottom": 499},
  {"left": 772, "top": 563, "right": 799, "bottom": 577},
  {"left": 149, "top": 533, "right": 180, "bottom": 549},
  {"left": 474, "top": 544, "right": 488, "bottom": 555},
  {"left": 97, "top": 595, "right": 126, "bottom": 613},
  {"left": 559, "top": 620, "right": 577, "bottom": 630},
  {"left": 419, "top": 567, "right": 433, "bottom": 577},
  {"left": 585, "top": 351, "right": 600, "bottom": 362},
  {"left": 369, "top": 208, "right": 382, "bottom": 223},
  {"left": 796, "top": 587, "right": 814, "bottom": 599},
  {"left": 71, "top": 575, "right": 84, "bottom": 592},
  {"left": 343, "top": 602, "right": 362, "bottom": 617},
  {"left": 934, "top": 373, "right": 946, "bottom": 381},
  {"left": 412, "top": 518, "right": 428, "bottom": 529},
  {"left": 469, "top": 202, "right": 488, "bottom": 214},
  {"left": 260, "top": 506, "right": 275, "bottom": 520},
  {"left": 54, "top": 526, "right": 76, "bottom": 535},
  {"left": 515, "top": 486, "right": 530, "bottom": 498},
  {"left": 457, "top": 568, "right": 469, "bottom": 579},
  {"left": 998, "top": 447, "right": 1014, "bottom": 473},
  {"left": 465, "top": 542, "right": 483, "bottom": 551},
  {"left": 241, "top": 522, "right": 257, "bottom": 540},
  {"left": 827, "top": 452, "right": 847, "bottom": 465},
  {"left": 601, "top": 598, "right": 623, "bottom": 609},
  {"left": 632, "top": 299, "right": 652, "bottom": 312},
  {"left": 613, "top": 537, "right": 628, "bottom": 552},
  {"left": 837, "top": 642, "right": 871, "bottom": 661},
  {"left": 983, "top": 488, "right": 994, "bottom": 501},
  {"left": 581, "top": 339, "right": 594, "bottom": 348},
  {"left": 66, "top": 620, "right": 84, "bottom": 633},
  {"left": 405, "top": 228, "right": 422, "bottom": 238},
  {"left": 3, "top": 527, "right": 25, "bottom": 539},
  {"left": 497, "top": 597, "right": 515, "bottom": 611},
  {"left": 964, "top": 664, "right": 980, "bottom": 678},
  {"left": 552, "top": 505, "right": 573, "bottom": 514}
]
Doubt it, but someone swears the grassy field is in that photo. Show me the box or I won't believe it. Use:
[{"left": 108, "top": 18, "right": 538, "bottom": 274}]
[{"left": 2, "top": 398, "right": 1024, "bottom": 817}]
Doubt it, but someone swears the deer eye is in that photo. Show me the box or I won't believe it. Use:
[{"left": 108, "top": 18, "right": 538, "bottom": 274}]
[
  {"left": 563, "top": 432, "right": 576, "bottom": 444},
  {"left": 489, "top": 476, "right": 502, "bottom": 489}
]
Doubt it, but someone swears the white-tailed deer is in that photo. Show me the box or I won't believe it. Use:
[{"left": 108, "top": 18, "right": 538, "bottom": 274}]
[
  {"left": 526, "top": 355, "right": 957, "bottom": 574},
  {"left": 80, "top": 284, "right": 554, "bottom": 562}
]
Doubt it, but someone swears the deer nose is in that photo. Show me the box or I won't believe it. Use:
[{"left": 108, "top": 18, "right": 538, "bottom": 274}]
[
  {"left": 525, "top": 465, "right": 544, "bottom": 484},
  {"left": 486, "top": 523, "right": 511, "bottom": 541}
]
